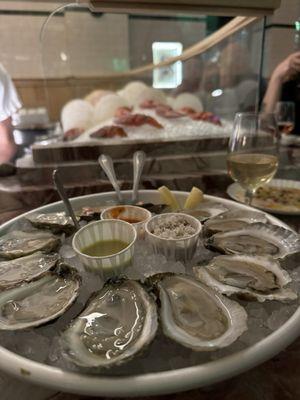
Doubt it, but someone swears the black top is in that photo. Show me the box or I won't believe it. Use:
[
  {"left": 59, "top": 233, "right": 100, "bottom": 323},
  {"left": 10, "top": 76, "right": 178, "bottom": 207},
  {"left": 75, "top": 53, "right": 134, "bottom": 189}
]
[{"left": 281, "top": 78, "right": 300, "bottom": 135}]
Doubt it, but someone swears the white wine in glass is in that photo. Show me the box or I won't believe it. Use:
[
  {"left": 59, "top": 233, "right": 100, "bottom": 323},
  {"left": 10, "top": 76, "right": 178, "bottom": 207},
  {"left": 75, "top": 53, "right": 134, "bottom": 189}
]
[{"left": 227, "top": 113, "right": 279, "bottom": 206}]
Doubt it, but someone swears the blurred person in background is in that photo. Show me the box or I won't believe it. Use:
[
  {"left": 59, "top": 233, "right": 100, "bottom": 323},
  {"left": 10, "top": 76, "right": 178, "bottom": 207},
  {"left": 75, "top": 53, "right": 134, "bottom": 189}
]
[
  {"left": 0, "top": 63, "right": 21, "bottom": 163},
  {"left": 262, "top": 51, "right": 300, "bottom": 135},
  {"left": 200, "top": 41, "right": 259, "bottom": 119}
]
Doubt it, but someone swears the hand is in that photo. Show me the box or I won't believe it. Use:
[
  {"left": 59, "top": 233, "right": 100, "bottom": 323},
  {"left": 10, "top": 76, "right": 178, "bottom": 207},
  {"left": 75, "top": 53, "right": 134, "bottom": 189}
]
[{"left": 272, "top": 52, "right": 300, "bottom": 83}]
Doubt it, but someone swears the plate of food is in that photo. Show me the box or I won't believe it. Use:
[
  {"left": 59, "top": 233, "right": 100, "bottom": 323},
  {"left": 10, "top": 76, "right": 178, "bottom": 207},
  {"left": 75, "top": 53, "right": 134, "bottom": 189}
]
[
  {"left": 0, "top": 188, "right": 299, "bottom": 397},
  {"left": 227, "top": 179, "right": 300, "bottom": 215}
]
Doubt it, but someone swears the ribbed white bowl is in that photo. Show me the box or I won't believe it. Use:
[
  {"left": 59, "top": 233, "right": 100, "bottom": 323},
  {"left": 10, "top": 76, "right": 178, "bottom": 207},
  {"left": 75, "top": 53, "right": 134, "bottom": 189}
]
[
  {"left": 72, "top": 219, "right": 137, "bottom": 279},
  {"left": 101, "top": 205, "right": 151, "bottom": 238},
  {"left": 145, "top": 212, "right": 202, "bottom": 262}
]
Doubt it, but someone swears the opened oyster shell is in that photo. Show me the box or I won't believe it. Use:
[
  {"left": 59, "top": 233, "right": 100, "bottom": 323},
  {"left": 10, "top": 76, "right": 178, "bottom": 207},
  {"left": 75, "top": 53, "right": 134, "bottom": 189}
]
[
  {"left": 0, "top": 251, "right": 59, "bottom": 290},
  {"left": 204, "top": 209, "right": 268, "bottom": 234},
  {"left": 61, "top": 279, "right": 158, "bottom": 368},
  {"left": 153, "top": 274, "right": 247, "bottom": 351},
  {"left": 194, "top": 255, "right": 297, "bottom": 302},
  {"left": 183, "top": 202, "right": 228, "bottom": 222},
  {"left": 0, "top": 262, "right": 81, "bottom": 330},
  {"left": 26, "top": 212, "right": 76, "bottom": 234},
  {"left": 0, "top": 230, "right": 60, "bottom": 259},
  {"left": 206, "top": 223, "right": 300, "bottom": 259}
]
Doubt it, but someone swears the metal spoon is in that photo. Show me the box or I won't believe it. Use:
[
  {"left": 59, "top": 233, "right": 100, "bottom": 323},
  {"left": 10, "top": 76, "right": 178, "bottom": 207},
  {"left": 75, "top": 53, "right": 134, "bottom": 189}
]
[
  {"left": 53, "top": 169, "right": 81, "bottom": 231},
  {"left": 98, "top": 154, "right": 124, "bottom": 204},
  {"left": 132, "top": 151, "right": 146, "bottom": 204}
]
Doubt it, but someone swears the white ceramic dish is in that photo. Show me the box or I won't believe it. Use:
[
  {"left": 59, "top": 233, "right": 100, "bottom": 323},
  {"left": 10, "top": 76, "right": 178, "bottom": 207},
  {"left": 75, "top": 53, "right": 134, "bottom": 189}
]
[
  {"left": 145, "top": 212, "right": 202, "bottom": 262},
  {"left": 72, "top": 219, "right": 137, "bottom": 278},
  {"left": 227, "top": 179, "right": 300, "bottom": 215},
  {"left": 0, "top": 190, "right": 299, "bottom": 397}
]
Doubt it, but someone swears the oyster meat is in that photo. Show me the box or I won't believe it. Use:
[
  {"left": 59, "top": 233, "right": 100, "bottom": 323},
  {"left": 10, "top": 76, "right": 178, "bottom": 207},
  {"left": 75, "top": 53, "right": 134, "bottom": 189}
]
[
  {"left": 0, "top": 230, "right": 60, "bottom": 259},
  {"left": 206, "top": 223, "right": 300, "bottom": 259},
  {"left": 0, "top": 251, "right": 59, "bottom": 290},
  {"left": 153, "top": 274, "right": 247, "bottom": 351},
  {"left": 204, "top": 209, "right": 267, "bottom": 234},
  {"left": 76, "top": 207, "right": 105, "bottom": 222},
  {"left": 61, "top": 279, "right": 158, "bottom": 368},
  {"left": 183, "top": 202, "right": 228, "bottom": 222},
  {"left": 0, "top": 262, "right": 81, "bottom": 330},
  {"left": 26, "top": 212, "right": 76, "bottom": 234},
  {"left": 194, "top": 255, "right": 297, "bottom": 302}
]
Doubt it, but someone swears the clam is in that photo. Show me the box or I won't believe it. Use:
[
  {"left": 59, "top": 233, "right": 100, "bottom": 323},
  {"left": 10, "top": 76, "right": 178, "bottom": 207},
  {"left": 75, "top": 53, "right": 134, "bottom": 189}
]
[
  {"left": 0, "top": 251, "right": 59, "bottom": 290},
  {"left": 26, "top": 212, "right": 77, "bottom": 234},
  {"left": 204, "top": 209, "right": 268, "bottom": 234},
  {"left": 61, "top": 279, "right": 158, "bottom": 368},
  {"left": 152, "top": 274, "right": 247, "bottom": 351},
  {"left": 194, "top": 255, "right": 297, "bottom": 302},
  {"left": 0, "top": 231, "right": 60, "bottom": 259},
  {"left": 205, "top": 223, "right": 300, "bottom": 259},
  {"left": 0, "top": 262, "right": 81, "bottom": 330}
]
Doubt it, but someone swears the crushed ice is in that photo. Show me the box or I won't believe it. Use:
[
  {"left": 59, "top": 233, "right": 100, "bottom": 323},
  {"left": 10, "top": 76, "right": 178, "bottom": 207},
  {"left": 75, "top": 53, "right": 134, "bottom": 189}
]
[{"left": 0, "top": 217, "right": 299, "bottom": 376}]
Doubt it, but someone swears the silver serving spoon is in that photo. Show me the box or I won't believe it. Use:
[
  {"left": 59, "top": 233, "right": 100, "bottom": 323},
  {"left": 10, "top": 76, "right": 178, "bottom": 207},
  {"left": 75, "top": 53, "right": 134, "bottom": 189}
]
[
  {"left": 98, "top": 154, "right": 124, "bottom": 204},
  {"left": 132, "top": 150, "right": 146, "bottom": 204},
  {"left": 53, "top": 169, "right": 81, "bottom": 231}
]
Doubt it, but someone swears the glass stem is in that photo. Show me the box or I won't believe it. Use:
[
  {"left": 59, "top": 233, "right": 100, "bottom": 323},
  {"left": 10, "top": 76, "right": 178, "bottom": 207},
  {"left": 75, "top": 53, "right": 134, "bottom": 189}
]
[{"left": 245, "top": 188, "right": 254, "bottom": 206}]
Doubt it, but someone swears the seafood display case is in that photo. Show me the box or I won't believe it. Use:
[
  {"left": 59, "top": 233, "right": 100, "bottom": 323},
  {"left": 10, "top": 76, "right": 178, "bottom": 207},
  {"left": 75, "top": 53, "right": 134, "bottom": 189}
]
[{"left": 29, "top": 2, "right": 266, "bottom": 176}]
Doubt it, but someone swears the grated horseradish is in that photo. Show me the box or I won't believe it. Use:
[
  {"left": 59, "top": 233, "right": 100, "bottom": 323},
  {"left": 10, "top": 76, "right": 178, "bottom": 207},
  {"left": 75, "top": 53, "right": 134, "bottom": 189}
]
[{"left": 151, "top": 215, "right": 196, "bottom": 239}]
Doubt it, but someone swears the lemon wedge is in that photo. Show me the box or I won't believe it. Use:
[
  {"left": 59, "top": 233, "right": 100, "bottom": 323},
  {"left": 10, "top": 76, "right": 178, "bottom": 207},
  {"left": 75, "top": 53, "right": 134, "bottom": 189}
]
[
  {"left": 183, "top": 187, "right": 204, "bottom": 210},
  {"left": 158, "top": 186, "right": 180, "bottom": 211}
]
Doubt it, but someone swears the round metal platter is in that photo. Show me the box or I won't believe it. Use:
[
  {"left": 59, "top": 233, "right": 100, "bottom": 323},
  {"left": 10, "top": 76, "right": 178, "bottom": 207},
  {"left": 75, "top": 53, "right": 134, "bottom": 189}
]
[{"left": 0, "top": 190, "right": 299, "bottom": 397}]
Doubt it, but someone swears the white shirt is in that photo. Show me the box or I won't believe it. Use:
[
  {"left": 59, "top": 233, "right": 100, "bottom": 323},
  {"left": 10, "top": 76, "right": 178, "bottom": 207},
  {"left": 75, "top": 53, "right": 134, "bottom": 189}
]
[{"left": 0, "top": 64, "right": 21, "bottom": 122}]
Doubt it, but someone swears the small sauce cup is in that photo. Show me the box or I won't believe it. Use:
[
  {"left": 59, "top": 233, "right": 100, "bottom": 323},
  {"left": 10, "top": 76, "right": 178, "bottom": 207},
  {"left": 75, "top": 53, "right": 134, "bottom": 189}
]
[
  {"left": 72, "top": 219, "right": 137, "bottom": 279},
  {"left": 145, "top": 213, "right": 202, "bottom": 263},
  {"left": 101, "top": 205, "right": 152, "bottom": 238}
]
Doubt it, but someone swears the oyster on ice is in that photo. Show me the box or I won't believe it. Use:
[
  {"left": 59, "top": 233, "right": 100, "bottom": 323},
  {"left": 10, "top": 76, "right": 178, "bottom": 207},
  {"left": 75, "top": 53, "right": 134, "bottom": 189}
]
[
  {"left": 194, "top": 255, "right": 297, "bottom": 302},
  {"left": 153, "top": 274, "right": 247, "bottom": 351},
  {"left": 26, "top": 212, "right": 77, "bottom": 234},
  {"left": 0, "top": 230, "right": 60, "bottom": 259},
  {"left": 204, "top": 209, "right": 268, "bottom": 234},
  {"left": 183, "top": 202, "right": 228, "bottom": 222},
  {"left": 0, "top": 262, "right": 81, "bottom": 330},
  {"left": 61, "top": 279, "right": 158, "bottom": 368},
  {"left": 206, "top": 223, "right": 300, "bottom": 259},
  {"left": 0, "top": 251, "right": 59, "bottom": 290}
]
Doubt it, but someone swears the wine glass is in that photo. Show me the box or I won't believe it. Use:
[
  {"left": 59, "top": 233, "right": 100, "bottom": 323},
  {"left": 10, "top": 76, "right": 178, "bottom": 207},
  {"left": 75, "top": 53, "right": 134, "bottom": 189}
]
[
  {"left": 275, "top": 101, "right": 295, "bottom": 135},
  {"left": 227, "top": 112, "right": 279, "bottom": 206}
]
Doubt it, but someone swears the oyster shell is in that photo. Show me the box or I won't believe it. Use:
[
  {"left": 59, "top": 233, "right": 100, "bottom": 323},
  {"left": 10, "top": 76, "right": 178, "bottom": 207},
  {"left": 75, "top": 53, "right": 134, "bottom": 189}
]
[
  {"left": 206, "top": 223, "right": 300, "bottom": 259},
  {"left": 0, "top": 262, "right": 81, "bottom": 330},
  {"left": 76, "top": 207, "right": 105, "bottom": 222},
  {"left": 183, "top": 202, "right": 228, "bottom": 222},
  {"left": 0, "top": 231, "right": 60, "bottom": 259},
  {"left": 26, "top": 212, "right": 76, "bottom": 234},
  {"left": 61, "top": 279, "right": 158, "bottom": 368},
  {"left": 204, "top": 209, "right": 268, "bottom": 234},
  {"left": 194, "top": 255, "right": 297, "bottom": 302},
  {"left": 154, "top": 274, "right": 247, "bottom": 351},
  {"left": 0, "top": 251, "right": 59, "bottom": 290}
]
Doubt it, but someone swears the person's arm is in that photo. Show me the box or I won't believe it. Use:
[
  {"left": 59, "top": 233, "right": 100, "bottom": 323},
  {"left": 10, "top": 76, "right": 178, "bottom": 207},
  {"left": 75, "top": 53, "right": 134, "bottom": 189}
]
[
  {"left": 0, "top": 117, "right": 16, "bottom": 163},
  {"left": 262, "top": 52, "right": 300, "bottom": 112}
]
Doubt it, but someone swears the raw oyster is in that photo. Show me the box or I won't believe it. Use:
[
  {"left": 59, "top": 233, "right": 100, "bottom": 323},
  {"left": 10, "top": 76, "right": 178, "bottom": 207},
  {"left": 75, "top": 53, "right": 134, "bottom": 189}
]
[
  {"left": 76, "top": 206, "right": 105, "bottom": 221},
  {"left": 0, "top": 230, "right": 60, "bottom": 259},
  {"left": 206, "top": 223, "right": 300, "bottom": 259},
  {"left": 153, "top": 274, "right": 247, "bottom": 351},
  {"left": 0, "top": 262, "right": 81, "bottom": 330},
  {"left": 61, "top": 279, "right": 158, "bottom": 368},
  {"left": 0, "top": 251, "right": 59, "bottom": 290},
  {"left": 26, "top": 212, "right": 76, "bottom": 234},
  {"left": 204, "top": 209, "right": 268, "bottom": 234},
  {"left": 183, "top": 202, "right": 228, "bottom": 222},
  {"left": 194, "top": 255, "right": 297, "bottom": 302}
]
